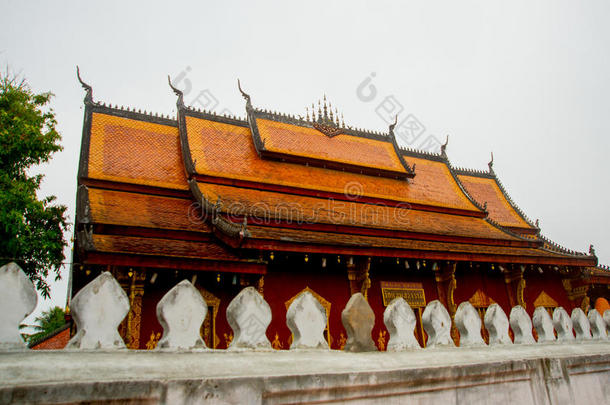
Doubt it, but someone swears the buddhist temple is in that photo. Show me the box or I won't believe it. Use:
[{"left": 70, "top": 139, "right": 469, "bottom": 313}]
[{"left": 71, "top": 69, "right": 608, "bottom": 350}]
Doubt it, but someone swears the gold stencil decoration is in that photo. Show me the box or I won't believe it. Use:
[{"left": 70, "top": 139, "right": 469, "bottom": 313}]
[
  {"left": 145, "top": 331, "right": 161, "bottom": 350},
  {"left": 533, "top": 291, "right": 559, "bottom": 308},
  {"left": 285, "top": 287, "right": 331, "bottom": 343},
  {"left": 380, "top": 281, "right": 426, "bottom": 307},
  {"left": 377, "top": 330, "right": 387, "bottom": 351},
  {"left": 337, "top": 332, "right": 347, "bottom": 350},
  {"left": 468, "top": 289, "right": 495, "bottom": 308},
  {"left": 197, "top": 287, "right": 220, "bottom": 348},
  {"left": 271, "top": 332, "right": 283, "bottom": 350}
]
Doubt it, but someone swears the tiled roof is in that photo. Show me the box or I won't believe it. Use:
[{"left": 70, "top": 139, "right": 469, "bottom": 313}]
[
  {"left": 255, "top": 118, "right": 407, "bottom": 174},
  {"left": 196, "top": 182, "right": 519, "bottom": 241},
  {"left": 87, "top": 112, "right": 188, "bottom": 190},
  {"left": 91, "top": 234, "right": 243, "bottom": 262},
  {"left": 456, "top": 174, "right": 534, "bottom": 230},
  {"left": 184, "top": 114, "right": 481, "bottom": 213},
  {"left": 86, "top": 187, "right": 210, "bottom": 233}
]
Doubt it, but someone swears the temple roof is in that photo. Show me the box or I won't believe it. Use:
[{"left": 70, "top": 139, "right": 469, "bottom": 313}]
[
  {"left": 72, "top": 72, "right": 598, "bottom": 269},
  {"left": 249, "top": 110, "right": 413, "bottom": 179},
  {"left": 454, "top": 164, "right": 538, "bottom": 235},
  {"left": 83, "top": 109, "right": 187, "bottom": 192},
  {"left": 182, "top": 110, "right": 483, "bottom": 215}
]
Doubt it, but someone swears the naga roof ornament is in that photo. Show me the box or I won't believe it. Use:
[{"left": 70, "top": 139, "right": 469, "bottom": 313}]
[{"left": 76, "top": 66, "right": 93, "bottom": 104}]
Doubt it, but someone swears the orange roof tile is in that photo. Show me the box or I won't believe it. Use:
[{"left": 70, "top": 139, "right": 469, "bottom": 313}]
[
  {"left": 91, "top": 234, "right": 244, "bottom": 262},
  {"left": 457, "top": 174, "right": 533, "bottom": 229},
  {"left": 87, "top": 188, "right": 210, "bottom": 233},
  {"left": 88, "top": 112, "right": 187, "bottom": 190},
  {"left": 185, "top": 115, "right": 480, "bottom": 212},
  {"left": 196, "top": 182, "right": 519, "bottom": 241},
  {"left": 255, "top": 118, "right": 407, "bottom": 174}
]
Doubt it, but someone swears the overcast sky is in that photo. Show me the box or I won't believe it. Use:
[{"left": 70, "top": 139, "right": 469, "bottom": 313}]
[{"left": 2, "top": 0, "right": 609, "bottom": 323}]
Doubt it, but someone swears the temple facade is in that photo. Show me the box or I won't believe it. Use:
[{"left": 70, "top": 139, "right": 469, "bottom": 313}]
[{"left": 71, "top": 71, "right": 608, "bottom": 350}]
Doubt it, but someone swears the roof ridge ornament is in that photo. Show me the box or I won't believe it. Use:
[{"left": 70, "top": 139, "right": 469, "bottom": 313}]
[
  {"left": 76, "top": 66, "right": 93, "bottom": 104},
  {"left": 167, "top": 75, "right": 184, "bottom": 108},
  {"left": 309, "top": 95, "right": 343, "bottom": 137},
  {"left": 589, "top": 244, "right": 596, "bottom": 256},
  {"left": 488, "top": 152, "right": 494, "bottom": 173},
  {"left": 389, "top": 115, "right": 398, "bottom": 132},
  {"left": 237, "top": 79, "right": 252, "bottom": 109},
  {"left": 440, "top": 135, "right": 449, "bottom": 157}
]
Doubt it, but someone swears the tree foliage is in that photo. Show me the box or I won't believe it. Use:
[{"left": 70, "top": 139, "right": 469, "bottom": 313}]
[
  {"left": 0, "top": 70, "right": 68, "bottom": 297},
  {"left": 26, "top": 306, "right": 67, "bottom": 344}
]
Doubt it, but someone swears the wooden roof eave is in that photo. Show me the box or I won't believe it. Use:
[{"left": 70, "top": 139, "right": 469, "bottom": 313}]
[
  {"left": 240, "top": 237, "right": 599, "bottom": 267},
  {"left": 188, "top": 179, "right": 250, "bottom": 244},
  {"left": 219, "top": 212, "right": 538, "bottom": 248},
  {"left": 83, "top": 251, "right": 266, "bottom": 274}
]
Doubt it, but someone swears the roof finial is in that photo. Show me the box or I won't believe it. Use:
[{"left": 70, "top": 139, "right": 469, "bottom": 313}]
[
  {"left": 389, "top": 115, "right": 398, "bottom": 132},
  {"left": 317, "top": 100, "right": 322, "bottom": 122},
  {"left": 440, "top": 135, "right": 449, "bottom": 156},
  {"left": 589, "top": 244, "right": 596, "bottom": 256},
  {"left": 167, "top": 75, "right": 184, "bottom": 108},
  {"left": 305, "top": 106, "right": 310, "bottom": 121},
  {"left": 488, "top": 152, "right": 494, "bottom": 172},
  {"left": 341, "top": 113, "right": 345, "bottom": 128},
  {"left": 535, "top": 218, "right": 539, "bottom": 228},
  {"left": 76, "top": 66, "right": 93, "bottom": 104},
  {"left": 323, "top": 94, "right": 328, "bottom": 120},
  {"left": 237, "top": 79, "right": 252, "bottom": 108}
]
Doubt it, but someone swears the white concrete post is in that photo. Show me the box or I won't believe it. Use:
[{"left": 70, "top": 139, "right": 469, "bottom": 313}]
[
  {"left": 0, "top": 263, "right": 38, "bottom": 351},
  {"left": 286, "top": 291, "right": 329, "bottom": 350},
  {"left": 588, "top": 309, "right": 608, "bottom": 340},
  {"left": 156, "top": 280, "right": 208, "bottom": 350},
  {"left": 484, "top": 304, "right": 512, "bottom": 345},
  {"left": 571, "top": 308, "right": 592, "bottom": 341},
  {"left": 509, "top": 305, "right": 535, "bottom": 344},
  {"left": 533, "top": 307, "right": 556, "bottom": 343},
  {"left": 383, "top": 297, "right": 420, "bottom": 351},
  {"left": 226, "top": 286, "right": 272, "bottom": 350},
  {"left": 552, "top": 307, "right": 574, "bottom": 342},
  {"left": 455, "top": 301, "right": 485, "bottom": 347},
  {"left": 341, "top": 293, "right": 377, "bottom": 352},
  {"left": 422, "top": 300, "right": 455, "bottom": 348},
  {"left": 66, "top": 272, "right": 130, "bottom": 350}
]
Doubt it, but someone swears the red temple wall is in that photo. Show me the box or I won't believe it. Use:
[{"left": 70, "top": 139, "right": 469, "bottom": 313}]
[
  {"left": 453, "top": 266, "right": 511, "bottom": 313},
  {"left": 263, "top": 262, "right": 352, "bottom": 350},
  {"left": 523, "top": 270, "right": 573, "bottom": 315},
  {"left": 366, "top": 262, "right": 438, "bottom": 349},
  {"left": 133, "top": 266, "right": 575, "bottom": 350}
]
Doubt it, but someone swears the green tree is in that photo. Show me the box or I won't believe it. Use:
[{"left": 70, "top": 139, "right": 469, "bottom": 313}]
[
  {"left": 26, "top": 306, "right": 66, "bottom": 344},
  {"left": 0, "top": 70, "right": 68, "bottom": 297}
]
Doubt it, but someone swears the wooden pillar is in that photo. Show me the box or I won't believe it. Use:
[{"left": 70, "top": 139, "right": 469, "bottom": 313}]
[
  {"left": 347, "top": 257, "right": 371, "bottom": 299},
  {"left": 505, "top": 264, "right": 526, "bottom": 309},
  {"left": 434, "top": 261, "right": 458, "bottom": 344},
  {"left": 118, "top": 268, "right": 146, "bottom": 349},
  {"left": 434, "top": 261, "right": 457, "bottom": 315}
]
